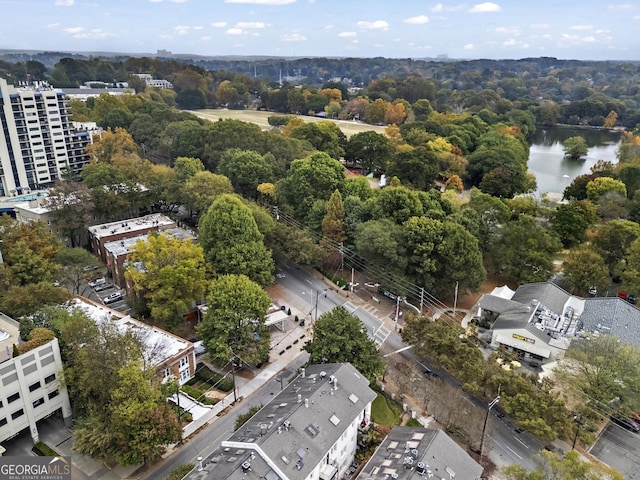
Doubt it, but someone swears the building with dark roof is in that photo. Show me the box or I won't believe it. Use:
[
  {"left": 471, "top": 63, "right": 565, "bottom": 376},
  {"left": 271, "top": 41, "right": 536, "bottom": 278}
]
[
  {"left": 186, "top": 363, "right": 376, "bottom": 480},
  {"left": 355, "top": 426, "right": 483, "bottom": 480}
]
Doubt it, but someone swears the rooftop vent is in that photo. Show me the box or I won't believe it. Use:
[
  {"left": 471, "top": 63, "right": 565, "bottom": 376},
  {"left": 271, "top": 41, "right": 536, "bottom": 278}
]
[{"left": 241, "top": 461, "right": 251, "bottom": 472}]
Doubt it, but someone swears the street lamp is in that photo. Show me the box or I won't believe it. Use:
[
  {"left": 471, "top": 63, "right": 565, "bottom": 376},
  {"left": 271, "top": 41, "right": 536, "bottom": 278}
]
[
  {"left": 572, "top": 414, "right": 585, "bottom": 450},
  {"left": 479, "top": 395, "right": 500, "bottom": 465}
]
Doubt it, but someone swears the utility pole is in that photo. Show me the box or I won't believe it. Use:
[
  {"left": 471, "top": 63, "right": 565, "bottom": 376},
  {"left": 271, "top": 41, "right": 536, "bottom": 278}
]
[
  {"left": 394, "top": 295, "right": 401, "bottom": 332},
  {"left": 479, "top": 395, "right": 500, "bottom": 466},
  {"left": 339, "top": 242, "right": 344, "bottom": 272},
  {"left": 419, "top": 287, "right": 424, "bottom": 315},
  {"left": 572, "top": 414, "right": 584, "bottom": 450},
  {"left": 453, "top": 281, "right": 459, "bottom": 316}
]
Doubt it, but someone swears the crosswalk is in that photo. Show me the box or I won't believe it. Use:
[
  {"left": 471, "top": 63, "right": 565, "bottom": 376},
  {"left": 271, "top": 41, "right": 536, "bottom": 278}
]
[
  {"left": 372, "top": 324, "right": 391, "bottom": 349},
  {"left": 340, "top": 300, "right": 392, "bottom": 348}
]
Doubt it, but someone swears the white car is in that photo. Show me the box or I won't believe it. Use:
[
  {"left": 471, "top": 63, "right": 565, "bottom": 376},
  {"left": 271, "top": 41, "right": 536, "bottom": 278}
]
[
  {"left": 103, "top": 291, "right": 123, "bottom": 304},
  {"left": 89, "top": 277, "right": 106, "bottom": 288}
]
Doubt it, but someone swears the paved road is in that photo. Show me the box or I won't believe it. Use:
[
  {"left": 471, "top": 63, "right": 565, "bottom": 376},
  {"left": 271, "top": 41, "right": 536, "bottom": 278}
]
[{"left": 590, "top": 423, "right": 640, "bottom": 479}]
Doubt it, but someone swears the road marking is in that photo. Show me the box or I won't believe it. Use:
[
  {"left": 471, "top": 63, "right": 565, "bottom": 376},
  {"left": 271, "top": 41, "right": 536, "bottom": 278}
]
[
  {"left": 514, "top": 436, "right": 529, "bottom": 448},
  {"left": 342, "top": 302, "right": 358, "bottom": 313},
  {"left": 492, "top": 439, "right": 523, "bottom": 460}
]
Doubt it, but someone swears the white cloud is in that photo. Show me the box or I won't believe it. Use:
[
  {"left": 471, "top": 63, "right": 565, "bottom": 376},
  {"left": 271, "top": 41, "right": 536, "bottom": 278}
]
[
  {"left": 530, "top": 23, "right": 550, "bottom": 29},
  {"left": 469, "top": 2, "right": 502, "bottom": 13},
  {"left": 64, "top": 27, "right": 84, "bottom": 34},
  {"left": 431, "top": 3, "right": 443, "bottom": 12},
  {"left": 64, "top": 27, "right": 113, "bottom": 39},
  {"left": 226, "top": 28, "right": 247, "bottom": 35},
  {"left": 225, "top": 0, "right": 296, "bottom": 4},
  {"left": 55, "top": 0, "right": 74, "bottom": 5},
  {"left": 235, "top": 21, "right": 268, "bottom": 28},
  {"left": 211, "top": 22, "right": 227, "bottom": 27},
  {"left": 281, "top": 33, "right": 306, "bottom": 41},
  {"left": 608, "top": 4, "right": 633, "bottom": 10},
  {"left": 403, "top": 15, "right": 429, "bottom": 25},
  {"left": 201, "top": 36, "right": 212, "bottom": 40},
  {"left": 560, "top": 33, "right": 596, "bottom": 45},
  {"left": 464, "top": 43, "right": 475, "bottom": 49},
  {"left": 570, "top": 25, "right": 592, "bottom": 31},
  {"left": 357, "top": 20, "right": 389, "bottom": 30},
  {"left": 193, "top": 26, "right": 203, "bottom": 30},
  {"left": 324, "top": 24, "right": 334, "bottom": 30},
  {"left": 338, "top": 32, "right": 357, "bottom": 37},
  {"left": 47, "top": 23, "right": 60, "bottom": 28},
  {"left": 495, "top": 26, "right": 520, "bottom": 35},
  {"left": 174, "top": 25, "right": 191, "bottom": 35}
]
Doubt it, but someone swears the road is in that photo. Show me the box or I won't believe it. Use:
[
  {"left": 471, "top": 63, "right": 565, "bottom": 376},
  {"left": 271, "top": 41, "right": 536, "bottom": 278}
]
[
  {"left": 275, "top": 263, "right": 542, "bottom": 471},
  {"left": 590, "top": 423, "right": 640, "bottom": 479}
]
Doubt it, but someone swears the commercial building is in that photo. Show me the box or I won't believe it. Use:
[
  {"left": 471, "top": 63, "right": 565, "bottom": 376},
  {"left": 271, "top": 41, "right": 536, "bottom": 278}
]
[
  {"left": 479, "top": 282, "right": 640, "bottom": 365},
  {"left": 0, "top": 77, "right": 92, "bottom": 197},
  {"left": 67, "top": 297, "right": 196, "bottom": 384},
  {"left": 133, "top": 74, "right": 174, "bottom": 90},
  {"left": 355, "top": 426, "right": 483, "bottom": 480},
  {"left": 88, "top": 213, "right": 176, "bottom": 263},
  {"left": 188, "top": 363, "right": 376, "bottom": 480},
  {"left": 0, "top": 312, "right": 72, "bottom": 446}
]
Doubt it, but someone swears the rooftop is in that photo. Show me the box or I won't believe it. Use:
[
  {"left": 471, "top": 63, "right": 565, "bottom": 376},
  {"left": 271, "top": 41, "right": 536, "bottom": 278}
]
[
  {"left": 88, "top": 213, "right": 175, "bottom": 240},
  {"left": 356, "top": 427, "right": 483, "bottom": 480},
  {"left": 103, "top": 227, "right": 197, "bottom": 258},
  {"left": 511, "top": 282, "right": 572, "bottom": 317},
  {"left": 0, "top": 312, "right": 20, "bottom": 365},
  {"left": 66, "top": 297, "right": 192, "bottom": 368},
  {"left": 189, "top": 363, "right": 376, "bottom": 480}
]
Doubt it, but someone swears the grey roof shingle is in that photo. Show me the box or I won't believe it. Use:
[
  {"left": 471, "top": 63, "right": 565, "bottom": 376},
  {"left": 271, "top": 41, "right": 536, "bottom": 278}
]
[
  {"left": 511, "top": 282, "right": 571, "bottom": 316},
  {"left": 578, "top": 297, "right": 640, "bottom": 348},
  {"left": 478, "top": 294, "right": 523, "bottom": 314},
  {"left": 355, "top": 427, "right": 483, "bottom": 480}
]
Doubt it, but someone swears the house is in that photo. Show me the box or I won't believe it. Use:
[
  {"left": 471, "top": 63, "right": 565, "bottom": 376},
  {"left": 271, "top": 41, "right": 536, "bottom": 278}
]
[
  {"left": 88, "top": 213, "right": 176, "bottom": 264},
  {"left": 479, "top": 282, "right": 640, "bottom": 365},
  {"left": 0, "top": 312, "right": 72, "bottom": 446},
  {"left": 186, "top": 363, "right": 376, "bottom": 480},
  {"left": 67, "top": 297, "right": 196, "bottom": 384},
  {"left": 355, "top": 426, "right": 483, "bottom": 480},
  {"left": 104, "top": 227, "right": 196, "bottom": 289}
]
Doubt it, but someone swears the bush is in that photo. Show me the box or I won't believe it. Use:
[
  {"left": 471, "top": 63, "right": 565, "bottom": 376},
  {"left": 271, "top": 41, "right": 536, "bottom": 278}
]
[
  {"left": 180, "top": 384, "right": 215, "bottom": 405},
  {"left": 235, "top": 404, "right": 263, "bottom": 430},
  {"left": 190, "top": 363, "right": 234, "bottom": 392},
  {"left": 163, "top": 464, "right": 195, "bottom": 480},
  {"left": 32, "top": 442, "right": 59, "bottom": 457}
]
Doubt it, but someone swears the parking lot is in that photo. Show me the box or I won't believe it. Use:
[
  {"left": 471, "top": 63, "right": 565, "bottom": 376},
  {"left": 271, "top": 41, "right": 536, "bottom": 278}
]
[
  {"left": 85, "top": 278, "right": 130, "bottom": 314},
  {"left": 590, "top": 423, "right": 640, "bottom": 479}
]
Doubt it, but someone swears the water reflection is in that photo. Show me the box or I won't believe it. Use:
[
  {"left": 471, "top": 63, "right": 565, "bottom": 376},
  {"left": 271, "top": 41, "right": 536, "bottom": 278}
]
[{"left": 528, "top": 126, "right": 622, "bottom": 196}]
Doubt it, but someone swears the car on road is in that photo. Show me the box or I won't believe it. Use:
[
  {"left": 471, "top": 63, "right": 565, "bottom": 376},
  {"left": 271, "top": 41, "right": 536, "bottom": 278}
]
[
  {"left": 89, "top": 277, "right": 106, "bottom": 288},
  {"left": 611, "top": 416, "right": 640, "bottom": 433},
  {"left": 103, "top": 291, "right": 124, "bottom": 305},
  {"left": 423, "top": 368, "right": 440, "bottom": 379}
]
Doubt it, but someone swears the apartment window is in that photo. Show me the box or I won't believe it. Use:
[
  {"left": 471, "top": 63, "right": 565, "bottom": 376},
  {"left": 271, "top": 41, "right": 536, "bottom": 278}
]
[
  {"left": 44, "top": 373, "right": 56, "bottom": 384},
  {"left": 179, "top": 357, "right": 189, "bottom": 368},
  {"left": 0, "top": 418, "right": 6, "bottom": 427},
  {"left": 7, "top": 392, "right": 20, "bottom": 404},
  {"left": 180, "top": 370, "right": 190, "bottom": 382},
  {"left": 48, "top": 390, "right": 59, "bottom": 400},
  {"left": 29, "top": 381, "right": 41, "bottom": 392},
  {"left": 32, "top": 398, "right": 44, "bottom": 408},
  {"left": 11, "top": 409, "right": 25, "bottom": 420}
]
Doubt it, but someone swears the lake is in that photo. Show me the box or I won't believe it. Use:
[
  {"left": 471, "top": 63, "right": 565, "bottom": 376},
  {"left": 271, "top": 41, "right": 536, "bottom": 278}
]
[{"left": 528, "top": 126, "right": 622, "bottom": 197}]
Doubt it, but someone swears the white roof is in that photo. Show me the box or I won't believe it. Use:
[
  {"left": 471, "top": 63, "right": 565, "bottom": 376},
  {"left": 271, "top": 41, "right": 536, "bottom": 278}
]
[
  {"left": 103, "top": 227, "right": 196, "bottom": 258},
  {"left": 88, "top": 213, "right": 175, "bottom": 240},
  {"left": 66, "top": 297, "right": 191, "bottom": 367},
  {"left": 490, "top": 285, "right": 516, "bottom": 300}
]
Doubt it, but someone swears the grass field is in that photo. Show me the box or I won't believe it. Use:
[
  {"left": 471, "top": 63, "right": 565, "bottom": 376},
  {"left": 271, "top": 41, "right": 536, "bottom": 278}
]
[{"left": 189, "top": 108, "right": 386, "bottom": 138}]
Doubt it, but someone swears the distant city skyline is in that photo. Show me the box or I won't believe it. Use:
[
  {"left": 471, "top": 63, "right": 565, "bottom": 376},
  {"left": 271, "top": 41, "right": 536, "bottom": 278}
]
[{"left": 1, "top": 1, "right": 639, "bottom": 61}]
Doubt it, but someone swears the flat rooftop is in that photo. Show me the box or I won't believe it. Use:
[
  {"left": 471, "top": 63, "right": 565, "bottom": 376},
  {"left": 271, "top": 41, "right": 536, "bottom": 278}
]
[
  {"left": 103, "top": 227, "right": 197, "bottom": 257},
  {"left": 0, "top": 313, "right": 20, "bottom": 365},
  {"left": 88, "top": 214, "right": 175, "bottom": 240}
]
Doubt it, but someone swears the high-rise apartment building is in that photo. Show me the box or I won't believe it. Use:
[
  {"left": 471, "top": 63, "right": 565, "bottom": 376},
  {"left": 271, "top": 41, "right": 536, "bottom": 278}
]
[{"left": 0, "top": 77, "right": 92, "bottom": 197}]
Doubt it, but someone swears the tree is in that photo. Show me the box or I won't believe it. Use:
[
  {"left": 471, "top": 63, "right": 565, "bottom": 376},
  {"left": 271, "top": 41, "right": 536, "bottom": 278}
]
[
  {"left": 622, "top": 237, "right": 640, "bottom": 294},
  {"left": 0, "top": 282, "right": 72, "bottom": 319},
  {"left": 355, "top": 220, "right": 407, "bottom": 277},
  {"left": 502, "top": 449, "right": 623, "bottom": 479},
  {"left": 491, "top": 215, "right": 562, "bottom": 284},
  {"left": 126, "top": 233, "right": 207, "bottom": 330},
  {"left": 290, "top": 122, "right": 344, "bottom": 160},
  {"left": 321, "top": 190, "right": 345, "bottom": 258},
  {"left": 563, "top": 246, "right": 609, "bottom": 296},
  {"left": 45, "top": 181, "right": 94, "bottom": 247},
  {"left": 586, "top": 177, "right": 627, "bottom": 203},
  {"left": 56, "top": 248, "right": 104, "bottom": 295},
  {"left": 555, "top": 334, "right": 640, "bottom": 405},
  {"left": 344, "top": 131, "right": 394, "bottom": 173},
  {"left": 593, "top": 219, "right": 640, "bottom": 271},
  {"left": 386, "top": 146, "right": 439, "bottom": 191},
  {"left": 604, "top": 110, "right": 618, "bottom": 129},
  {"left": 304, "top": 307, "right": 384, "bottom": 383},
  {"left": 218, "top": 149, "right": 275, "bottom": 198},
  {"left": 198, "top": 194, "right": 274, "bottom": 286},
  {"left": 197, "top": 274, "right": 271, "bottom": 367},
  {"left": 550, "top": 200, "right": 597, "bottom": 248},
  {"left": 86, "top": 127, "right": 139, "bottom": 163},
  {"left": 563, "top": 136, "right": 589, "bottom": 160},
  {"left": 183, "top": 171, "right": 234, "bottom": 213}
]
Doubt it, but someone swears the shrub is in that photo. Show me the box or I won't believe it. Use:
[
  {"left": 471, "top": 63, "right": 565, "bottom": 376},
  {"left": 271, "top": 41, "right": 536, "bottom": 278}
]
[
  {"left": 180, "top": 384, "right": 215, "bottom": 405},
  {"left": 163, "top": 464, "right": 195, "bottom": 480},
  {"left": 32, "top": 442, "right": 59, "bottom": 456},
  {"left": 190, "top": 363, "right": 234, "bottom": 392},
  {"left": 235, "top": 404, "right": 263, "bottom": 431}
]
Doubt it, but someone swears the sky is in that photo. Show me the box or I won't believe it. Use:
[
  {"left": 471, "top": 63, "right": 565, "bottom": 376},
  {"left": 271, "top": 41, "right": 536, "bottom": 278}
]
[{"left": 1, "top": 0, "right": 639, "bottom": 61}]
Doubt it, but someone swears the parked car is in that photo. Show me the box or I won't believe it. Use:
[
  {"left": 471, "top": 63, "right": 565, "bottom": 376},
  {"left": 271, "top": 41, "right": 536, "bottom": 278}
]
[
  {"left": 611, "top": 415, "right": 640, "bottom": 433},
  {"left": 628, "top": 295, "right": 637, "bottom": 305},
  {"left": 89, "top": 277, "right": 106, "bottom": 288},
  {"left": 618, "top": 291, "right": 627, "bottom": 301},
  {"left": 103, "top": 291, "right": 123, "bottom": 305},
  {"left": 423, "top": 368, "right": 440, "bottom": 380},
  {"left": 94, "top": 282, "right": 113, "bottom": 292}
]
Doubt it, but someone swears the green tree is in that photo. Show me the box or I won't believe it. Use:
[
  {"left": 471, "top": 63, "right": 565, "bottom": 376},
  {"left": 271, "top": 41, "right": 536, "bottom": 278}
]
[
  {"left": 304, "top": 307, "right": 384, "bottom": 383},
  {"left": 563, "top": 136, "right": 589, "bottom": 160},
  {"left": 344, "top": 131, "right": 394, "bottom": 173},
  {"left": 503, "top": 450, "right": 623, "bottom": 480},
  {"left": 321, "top": 189, "right": 345, "bottom": 253},
  {"left": 369, "top": 186, "right": 424, "bottom": 225},
  {"left": 198, "top": 195, "right": 274, "bottom": 286},
  {"left": 45, "top": 180, "right": 94, "bottom": 247},
  {"left": 197, "top": 274, "right": 271, "bottom": 367},
  {"left": 55, "top": 247, "right": 104, "bottom": 295},
  {"left": 586, "top": 177, "right": 627, "bottom": 203},
  {"left": 491, "top": 215, "right": 562, "bottom": 284},
  {"left": 563, "top": 246, "right": 610, "bottom": 296},
  {"left": 593, "top": 219, "right": 640, "bottom": 271},
  {"left": 126, "top": 233, "right": 207, "bottom": 330},
  {"left": 183, "top": 171, "right": 234, "bottom": 213},
  {"left": 550, "top": 200, "right": 597, "bottom": 248},
  {"left": 622, "top": 237, "right": 640, "bottom": 294},
  {"left": 386, "top": 146, "right": 439, "bottom": 191},
  {"left": 218, "top": 149, "right": 275, "bottom": 198},
  {"left": 355, "top": 219, "right": 407, "bottom": 276},
  {"left": 289, "top": 122, "right": 344, "bottom": 159}
]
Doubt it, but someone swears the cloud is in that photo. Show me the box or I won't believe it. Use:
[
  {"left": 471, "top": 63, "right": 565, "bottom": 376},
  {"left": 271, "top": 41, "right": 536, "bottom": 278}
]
[
  {"left": 226, "top": 28, "right": 247, "bottom": 35},
  {"left": 47, "top": 23, "right": 60, "bottom": 28},
  {"left": 469, "top": 2, "right": 501, "bottom": 13},
  {"left": 55, "top": 0, "right": 74, "bottom": 5},
  {"left": 64, "top": 27, "right": 114, "bottom": 39},
  {"left": 64, "top": 27, "right": 84, "bottom": 34},
  {"left": 570, "top": 25, "right": 592, "bottom": 31},
  {"left": 608, "top": 4, "right": 633, "bottom": 10},
  {"left": 225, "top": 0, "right": 296, "bottom": 4},
  {"left": 357, "top": 20, "right": 389, "bottom": 30},
  {"left": 281, "top": 33, "right": 306, "bottom": 41},
  {"left": 338, "top": 32, "right": 357, "bottom": 37},
  {"left": 431, "top": 3, "right": 465, "bottom": 13},
  {"left": 235, "top": 21, "right": 269, "bottom": 28},
  {"left": 464, "top": 43, "right": 475, "bottom": 50},
  {"left": 560, "top": 33, "right": 596, "bottom": 45},
  {"left": 530, "top": 23, "right": 550, "bottom": 29},
  {"left": 211, "top": 22, "right": 227, "bottom": 27},
  {"left": 403, "top": 15, "right": 429, "bottom": 25},
  {"left": 174, "top": 25, "right": 191, "bottom": 35},
  {"left": 495, "top": 26, "right": 520, "bottom": 35}
]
